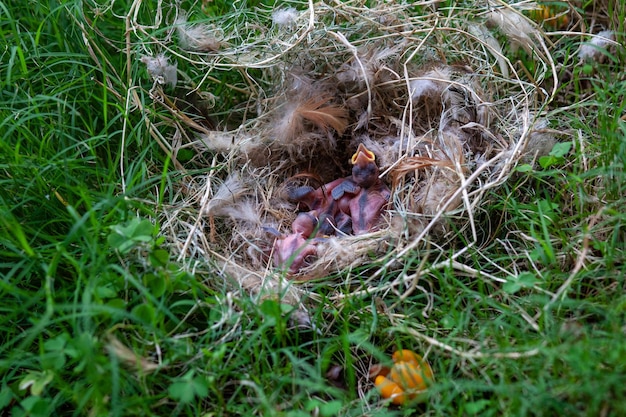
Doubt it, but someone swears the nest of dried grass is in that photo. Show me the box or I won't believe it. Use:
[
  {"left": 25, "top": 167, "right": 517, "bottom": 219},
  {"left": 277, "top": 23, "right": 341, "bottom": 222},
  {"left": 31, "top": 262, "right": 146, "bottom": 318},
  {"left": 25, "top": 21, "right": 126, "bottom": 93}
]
[{"left": 140, "top": 1, "right": 561, "bottom": 306}]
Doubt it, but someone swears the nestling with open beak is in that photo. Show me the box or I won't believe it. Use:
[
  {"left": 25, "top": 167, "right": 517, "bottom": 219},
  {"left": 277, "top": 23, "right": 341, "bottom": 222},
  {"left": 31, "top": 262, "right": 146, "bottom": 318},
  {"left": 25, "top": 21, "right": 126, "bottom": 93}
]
[
  {"left": 341, "top": 143, "right": 391, "bottom": 235},
  {"left": 350, "top": 143, "right": 380, "bottom": 188}
]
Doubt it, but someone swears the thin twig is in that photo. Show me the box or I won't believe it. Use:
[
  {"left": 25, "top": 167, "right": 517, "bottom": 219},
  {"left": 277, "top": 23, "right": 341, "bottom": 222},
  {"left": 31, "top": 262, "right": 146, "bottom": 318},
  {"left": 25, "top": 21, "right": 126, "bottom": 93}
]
[{"left": 404, "top": 327, "right": 541, "bottom": 359}]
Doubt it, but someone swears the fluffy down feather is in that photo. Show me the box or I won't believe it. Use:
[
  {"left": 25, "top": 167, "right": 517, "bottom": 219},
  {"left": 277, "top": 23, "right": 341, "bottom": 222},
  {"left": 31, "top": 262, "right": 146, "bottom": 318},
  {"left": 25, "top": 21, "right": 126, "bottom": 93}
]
[
  {"left": 486, "top": 4, "right": 539, "bottom": 54},
  {"left": 272, "top": 95, "right": 349, "bottom": 144},
  {"left": 175, "top": 14, "right": 222, "bottom": 52}
]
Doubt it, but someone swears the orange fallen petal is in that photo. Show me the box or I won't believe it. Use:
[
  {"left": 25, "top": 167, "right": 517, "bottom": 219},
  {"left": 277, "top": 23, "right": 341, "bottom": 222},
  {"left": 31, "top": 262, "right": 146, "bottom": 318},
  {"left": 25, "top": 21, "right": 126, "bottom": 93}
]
[
  {"left": 392, "top": 349, "right": 420, "bottom": 365},
  {"left": 390, "top": 362, "right": 427, "bottom": 391},
  {"left": 372, "top": 349, "right": 435, "bottom": 406},
  {"left": 374, "top": 375, "right": 407, "bottom": 406},
  {"left": 392, "top": 349, "right": 434, "bottom": 381}
]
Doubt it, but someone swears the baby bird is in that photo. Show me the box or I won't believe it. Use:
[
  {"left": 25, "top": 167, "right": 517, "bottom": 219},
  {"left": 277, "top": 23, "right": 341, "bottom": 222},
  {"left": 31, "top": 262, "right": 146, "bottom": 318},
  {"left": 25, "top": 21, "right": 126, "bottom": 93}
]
[
  {"left": 350, "top": 143, "right": 380, "bottom": 188},
  {"left": 271, "top": 212, "right": 321, "bottom": 274},
  {"left": 344, "top": 144, "right": 391, "bottom": 234},
  {"left": 288, "top": 177, "right": 356, "bottom": 236}
]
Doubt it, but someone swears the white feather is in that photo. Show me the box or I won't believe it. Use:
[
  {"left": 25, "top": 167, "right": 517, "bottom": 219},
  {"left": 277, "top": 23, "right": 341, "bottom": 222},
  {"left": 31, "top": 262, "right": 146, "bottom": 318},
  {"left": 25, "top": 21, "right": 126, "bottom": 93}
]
[
  {"left": 206, "top": 174, "right": 247, "bottom": 216},
  {"left": 410, "top": 67, "right": 452, "bottom": 102},
  {"left": 175, "top": 14, "right": 222, "bottom": 52},
  {"left": 140, "top": 54, "right": 177, "bottom": 86},
  {"left": 486, "top": 5, "right": 539, "bottom": 54},
  {"left": 578, "top": 30, "right": 616, "bottom": 62},
  {"left": 272, "top": 8, "right": 299, "bottom": 27},
  {"left": 226, "top": 200, "right": 263, "bottom": 225}
]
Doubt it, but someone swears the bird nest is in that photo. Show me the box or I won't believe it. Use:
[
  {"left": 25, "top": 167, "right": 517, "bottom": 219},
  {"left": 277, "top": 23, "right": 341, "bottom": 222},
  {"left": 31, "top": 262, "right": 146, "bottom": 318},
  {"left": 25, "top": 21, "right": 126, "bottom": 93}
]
[{"left": 141, "top": 1, "right": 558, "bottom": 304}]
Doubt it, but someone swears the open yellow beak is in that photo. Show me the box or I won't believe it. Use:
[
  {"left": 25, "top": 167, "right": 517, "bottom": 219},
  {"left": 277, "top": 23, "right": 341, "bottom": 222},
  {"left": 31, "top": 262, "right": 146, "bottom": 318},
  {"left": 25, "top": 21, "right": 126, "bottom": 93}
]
[{"left": 351, "top": 143, "right": 376, "bottom": 166}]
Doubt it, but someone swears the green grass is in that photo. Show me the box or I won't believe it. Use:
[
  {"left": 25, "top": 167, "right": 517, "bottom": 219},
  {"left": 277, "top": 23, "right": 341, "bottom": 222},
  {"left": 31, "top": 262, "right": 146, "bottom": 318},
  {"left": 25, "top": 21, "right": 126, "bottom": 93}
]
[{"left": 1, "top": 0, "right": 625, "bottom": 416}]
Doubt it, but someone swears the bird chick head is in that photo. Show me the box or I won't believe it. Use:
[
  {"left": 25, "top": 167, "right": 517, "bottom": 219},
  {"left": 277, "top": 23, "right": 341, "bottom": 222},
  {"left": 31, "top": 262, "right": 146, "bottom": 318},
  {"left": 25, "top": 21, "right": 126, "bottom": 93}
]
[
  {"left": 292, "top": 211, "right": 318, "bottom": 237},
  {"left": 351, "top": 143, "right": 379, "bottom": 188}
]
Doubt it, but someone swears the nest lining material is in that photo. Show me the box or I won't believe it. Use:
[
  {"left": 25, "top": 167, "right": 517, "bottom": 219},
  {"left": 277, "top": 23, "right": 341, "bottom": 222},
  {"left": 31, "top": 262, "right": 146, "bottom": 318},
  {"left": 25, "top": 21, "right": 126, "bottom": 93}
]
[{"left": 146, "top": 1, "right": 557, "bottom": 302}]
